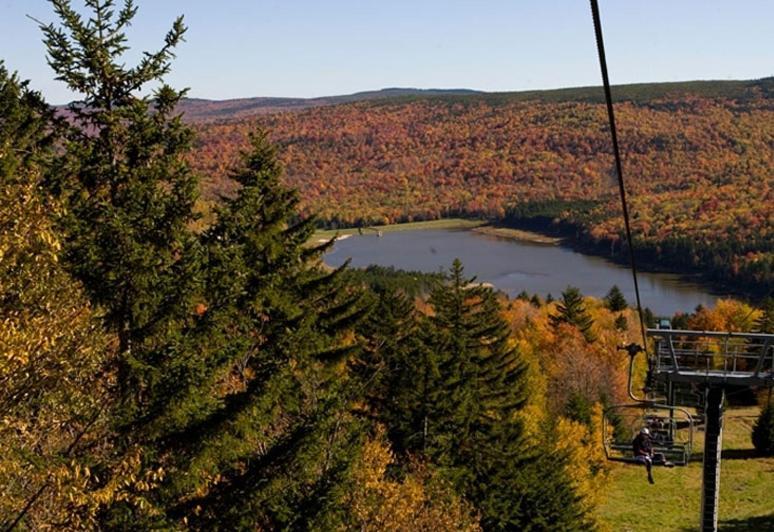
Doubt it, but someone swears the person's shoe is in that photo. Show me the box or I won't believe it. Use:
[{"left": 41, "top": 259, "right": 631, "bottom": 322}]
[
  {"left": 664, "top": 461, "right": 675, "bottom": 468},
  {"left": 648, "top": 473, "right": 655, "bottom": 484}
]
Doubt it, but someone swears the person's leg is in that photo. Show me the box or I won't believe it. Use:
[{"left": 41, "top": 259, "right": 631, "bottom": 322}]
[
  {"left": 646, "top": 456, "right": 654, "bottom": 484},
  {"left": 634, "top": 455, "right": 655, "bottom": 483}
]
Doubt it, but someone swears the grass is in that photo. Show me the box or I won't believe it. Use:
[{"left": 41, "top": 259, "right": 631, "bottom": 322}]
[
  {"left": 311, "top": 218, "right": 485, "bottom": 241},
  {"left": 599, "top": 407, "right": 774, "bottom": 531}
]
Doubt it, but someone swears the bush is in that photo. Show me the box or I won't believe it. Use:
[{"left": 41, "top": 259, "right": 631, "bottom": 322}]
[{"left": 752, "top": 402, "right": 774, "bottom": 455}]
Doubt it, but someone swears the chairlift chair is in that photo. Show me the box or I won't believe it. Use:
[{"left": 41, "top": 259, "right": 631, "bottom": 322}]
[{"left": 603, "top": 403, "right": 694, "bottom": 466}]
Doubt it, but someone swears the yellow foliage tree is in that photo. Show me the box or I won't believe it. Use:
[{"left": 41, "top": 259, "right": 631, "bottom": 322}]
[
  {"left": 0, "top": 68, "right": 135, "bottom": 527},
  {"left": 340, "top": 426, "right": 480, "bottom": 531}
]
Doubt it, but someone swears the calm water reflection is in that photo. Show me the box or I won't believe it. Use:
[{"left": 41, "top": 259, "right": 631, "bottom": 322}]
[{"left": 324, "top": 229, "right": 718, "bottom": 316}]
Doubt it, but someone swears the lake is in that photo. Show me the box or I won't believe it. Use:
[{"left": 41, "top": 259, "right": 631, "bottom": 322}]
[{"left": 324, "top": 228, "right": 719, "bottom": 316}]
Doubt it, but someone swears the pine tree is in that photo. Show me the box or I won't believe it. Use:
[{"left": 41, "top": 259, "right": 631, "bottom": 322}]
[
  {"left": 550, "top": 286, "right": 597, "bottom": 342},
  {"left": 37, "top": 0, "right": 200, "bottom": 422},
  {"left": 752, "top": 401, "right": 774, "bottom": 456},
  {"left": 145, "top": 132, "right": 369, "bottom": 528},
  {"left": 36, "top": 2, "right": 369, "bottom": 526},
  {"left": 753, "top": 298, "right": 774, "bottom": 334},
  {"left": 393, "top": 260, "right": 587, "bottom": 529},
  {"left": 605, "top": 285, "right": 628, "bottom": 312}
]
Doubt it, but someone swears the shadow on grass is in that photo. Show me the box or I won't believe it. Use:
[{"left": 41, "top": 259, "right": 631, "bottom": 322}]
[
  {"left": 717, "top": 513, "right": 774, "bottom": 531},
  {"left": 681, "top": 514, "right": 774, "bottom": 531},
  {"left": 720, "top": 449, "right": 759, "bottom": 460},
  {"left": 689, "top": 449, "right": 760, "bottom": 461}
]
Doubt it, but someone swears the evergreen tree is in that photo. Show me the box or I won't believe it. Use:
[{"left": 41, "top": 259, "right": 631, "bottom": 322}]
[
  {"left": 146, "top": 132, "right": 369, "bottom": 528},
  {"left": 550, "top": 286, "right": 597, "bottom": 342},
  {"left": 604, "top": 285, "right": 628, "bottom": 312},
  {"left": 36, "top": 2, "right": 369, "bottom": 526},
  {"left": 350, "top": 285, "right": 419, "bottom": 420},
  {"left": 741, "top": 298, "right": 774, "bottom": 372},
  {"left": 671, "top": 312, "right": 690, "bottom": 330},
  {"left": 614, "top": 314, "right": 629, "bottom": 332},
  {"left": 393, "top": 260, "right": 587, "bottom": 530},
  {"left": 753, "top": 298, "right": 774, "bottom": 334},
  {"left": 422, "top": 260, "right": 529, "bottom": 472},
  {"left": 38, "top": 0, "right": 200, "bottom": 422},
  {"left": 752, "top": 401, "right": 774, "bottom": 456},
  {"left": 643, "top": 307, "right": 657, "bottom": 328}
]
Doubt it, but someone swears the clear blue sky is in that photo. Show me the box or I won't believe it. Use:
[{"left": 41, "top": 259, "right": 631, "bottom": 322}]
[{"left": 1, "top": 0, "right": 771, "bottom": 104}]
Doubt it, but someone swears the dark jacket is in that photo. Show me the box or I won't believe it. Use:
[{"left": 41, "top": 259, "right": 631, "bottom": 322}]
[{"left": 632, "top": 433, "right": 653, "bottom": 457}]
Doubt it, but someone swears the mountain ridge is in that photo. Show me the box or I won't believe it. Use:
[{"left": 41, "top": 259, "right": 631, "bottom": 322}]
[
  {"left": 177, "top": 78, "right": 773, "bottom": 122},
  {"left": 177, "top": 87, "right": 484, "bottom": 122}
]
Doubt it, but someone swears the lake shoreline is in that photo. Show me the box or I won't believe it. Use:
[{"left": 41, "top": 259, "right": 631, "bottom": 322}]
[
  {"left": 471, "top": 226, "right": 562, "bottom": 245},
  {"left": 323, "top": 224, "right": 719, "bottom": 315},
  {"left": 315, "top": 217, "right": 739, "bottom": 304},
  {"left": 313, "top": 218, "right": 486, "bottom": 241},
  {"left": 315, "top": 221, "right": 561, "bottom": 246},
  {"left": 498, "top": 217, "right": 741, "bottom": 302}
]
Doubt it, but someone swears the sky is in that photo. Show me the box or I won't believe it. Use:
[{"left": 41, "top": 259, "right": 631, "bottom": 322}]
[{"left": 0, "top": 0, "right": 772, "bottom": 104}]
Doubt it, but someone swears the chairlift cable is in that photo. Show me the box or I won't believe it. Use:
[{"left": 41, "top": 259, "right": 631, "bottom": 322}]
[{"left": 589, "top": 0, "right": 649, "bottom": 353}]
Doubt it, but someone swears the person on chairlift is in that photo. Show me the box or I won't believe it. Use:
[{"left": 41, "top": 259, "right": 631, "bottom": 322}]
[
  {"left": 632, "top": 427, "right": 657, "bottom": 484},
  {"left": 632, "top": 427, "right": 675, "bottom": 484}
]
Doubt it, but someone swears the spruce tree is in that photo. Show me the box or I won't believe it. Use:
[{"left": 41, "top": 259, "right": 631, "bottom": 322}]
[
  {"left": 752, "top": 400, "right": 774, "bottom": 456},
  {"left": 744, "top": 298, "right": 774, "bottom": 371},
  {"left": 145, "top": 132, "right": 369, "bottom": 528},
  {"left": 643, "top": 307, "right": 657, "bottom": 328},
  {"left": 37, "top": 0, "right": 200, "bottom": 422},
  {"left": 36, "top": 2, "right": 369, "bottom": 527},
  {"left": 550, "top": 286, "right": 597, "bottom": 342},
  {"left": 605, "top": 285, "right": 628, "bottom": 312},
  {"left": 350, "top": 284, "right": 419, "bottom": 420},
  {"left": 753, "top": 298, "right": 774, "bottom": 333},
  {"left": 394, "top": 260, "right": 587, "bottom": 530}
]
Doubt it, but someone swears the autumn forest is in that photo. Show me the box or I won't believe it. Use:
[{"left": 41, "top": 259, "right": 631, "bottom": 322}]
[
  {"left": 190, "top": 80, "right": 773, "bottom": 295},
  {"left": 2, "top": 0, "right": 773, "bottom": 530}
]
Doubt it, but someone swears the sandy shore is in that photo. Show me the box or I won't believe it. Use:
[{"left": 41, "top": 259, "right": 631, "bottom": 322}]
[{"left": 471, "top": 226, "right": 562, "bottom": 245}]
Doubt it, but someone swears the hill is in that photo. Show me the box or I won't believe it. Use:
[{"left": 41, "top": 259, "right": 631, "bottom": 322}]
[
  {"left": 187, "top": 78, "right": 773, "bottom": 296},
  {"left": 179, "top": 79, "right": 772, "bottom": 122},
  {"left": 176, "top": 87, "right": 483, "bottom": 122}
]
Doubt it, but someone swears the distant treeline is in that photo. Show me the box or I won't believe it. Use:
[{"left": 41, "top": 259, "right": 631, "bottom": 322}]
[{"left": 501, "top": 199, "right": 772, "bottom": 299}]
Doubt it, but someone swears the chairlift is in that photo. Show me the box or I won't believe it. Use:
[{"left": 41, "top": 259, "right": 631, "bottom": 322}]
[
  {"left": 603, "top": 403, "right": 694, "bottom": 466},
  {"left": 600, "top": 342, "right": 695, "bottom": 465}
]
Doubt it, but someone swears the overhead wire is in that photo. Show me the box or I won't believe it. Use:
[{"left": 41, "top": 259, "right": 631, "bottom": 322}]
[{"left": 589, "top": 0, "right": 649, "bottom": 354}]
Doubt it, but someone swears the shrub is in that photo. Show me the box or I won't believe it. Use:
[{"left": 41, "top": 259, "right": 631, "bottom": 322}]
[{"left": 752, "top": 402, "right": 774, "bottom": 455}]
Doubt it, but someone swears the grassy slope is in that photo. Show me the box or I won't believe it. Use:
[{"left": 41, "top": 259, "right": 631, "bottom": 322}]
[{"left": 599, "top": 407, "right": 774, "bottom": 531}]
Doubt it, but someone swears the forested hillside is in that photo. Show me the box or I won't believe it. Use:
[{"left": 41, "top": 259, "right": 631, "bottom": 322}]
[
  {"left": 176, "top": 88, "right": 482, "bottom": 122},
  {"left": 190, "top": 80, "right": 773, "bottom": 295},
  {"left": 3, "top": 1, "right": 773, "bottom": 529}
]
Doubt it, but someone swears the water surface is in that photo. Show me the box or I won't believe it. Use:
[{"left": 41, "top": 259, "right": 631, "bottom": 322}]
[{"left": 324, "top": 228, "right": 718, "bottom": 316}]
